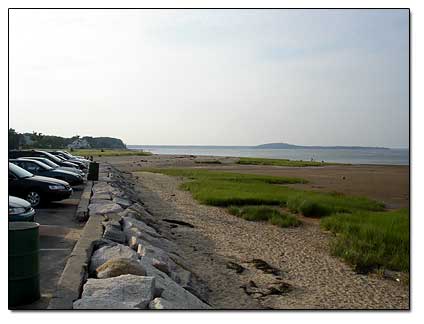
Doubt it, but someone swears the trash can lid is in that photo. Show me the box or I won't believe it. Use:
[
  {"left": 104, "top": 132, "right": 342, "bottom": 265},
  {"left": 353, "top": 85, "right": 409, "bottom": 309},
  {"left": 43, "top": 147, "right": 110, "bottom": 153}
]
[{"left": 8, "top": 222, "right": 40, "bottom": 230}]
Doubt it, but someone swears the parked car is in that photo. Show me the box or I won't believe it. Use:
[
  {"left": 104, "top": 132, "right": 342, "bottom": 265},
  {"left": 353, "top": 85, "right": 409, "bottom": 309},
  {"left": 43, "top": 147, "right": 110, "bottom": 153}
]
[
  {"left": 48, "top": 151, "right": 89, "bottom": 170},
  {"left": 56, "top": 150, "right": 91, "bottom": 163},
  {"left": 17, "top": 156, "right": 85, "bottom": 176},
  {"left": 9, "top": 196, "right": 36, "bottom": 222},
  {"left": 9, "top": 162, "right": 72, "bottom": 207},
  {"left": 9, "top": 150, "right": 81, "bottom": 169},
  {"left": 10, "top": 159, "right": 83, "bottom": 186}
]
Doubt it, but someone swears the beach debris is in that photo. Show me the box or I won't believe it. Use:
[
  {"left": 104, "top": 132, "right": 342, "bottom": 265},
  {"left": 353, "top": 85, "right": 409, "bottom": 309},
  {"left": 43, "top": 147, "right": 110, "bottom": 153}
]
[
  {"left": 162, "top": 219, "right": 195, "bottom": 228},
  {"left": 226, "top": 261, "right": 246, "bottom": 274},
  {"left": 240, "top": 280, "right": 259, "bottom": 296},
  {"left": 248, "top": 259, "right": 283, "bottom": 276},
  {"left": 241, "top": 280, "right": 293, "bottom": 298},
  {"left": 382, "top": 269, "right": 401, "bottom": 282}
]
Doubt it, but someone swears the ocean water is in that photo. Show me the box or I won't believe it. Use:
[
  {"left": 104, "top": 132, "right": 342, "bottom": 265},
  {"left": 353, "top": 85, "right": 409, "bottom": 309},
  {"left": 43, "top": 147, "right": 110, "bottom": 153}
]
[{"left": 128, "top": 145, "right": 409, "bottom": 166}]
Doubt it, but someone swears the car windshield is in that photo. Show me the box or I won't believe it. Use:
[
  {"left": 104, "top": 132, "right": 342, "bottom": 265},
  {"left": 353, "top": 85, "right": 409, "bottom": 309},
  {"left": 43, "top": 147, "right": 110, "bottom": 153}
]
[
  {"left": 31, "top": 160, "right": 53, "bottom": 170},
  {"left": 9, "top": 162, "right": 33, "bottom": 178},
  {"left": 59, "top": 151, "right": 73, "bottom": 158},
  {"left": 27, "top": 157, "right": 59, "bottom": 168},
  {"left": 41, "top": 151, "right": 63, "bottom": 163},
  {"left": 56, "top": 153, "right": 70, "bottom": 160}
]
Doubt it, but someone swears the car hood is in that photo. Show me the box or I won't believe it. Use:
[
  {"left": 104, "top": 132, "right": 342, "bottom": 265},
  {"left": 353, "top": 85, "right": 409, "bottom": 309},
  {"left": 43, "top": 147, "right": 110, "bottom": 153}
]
[
  {"left": 57, "top": 167, "right": 83, "bottom": 174},
  {"left": 31, "top": 175, "right": 70, "bottom": 186},
  {"left": 9, "top": 196, "right": 31, "bottom": 208},
  {"left": 63, "top": 161, "right": 79, "bottom": 167},
  {"left": 52, "top": 169, "right": 80, "bottom": 177}
]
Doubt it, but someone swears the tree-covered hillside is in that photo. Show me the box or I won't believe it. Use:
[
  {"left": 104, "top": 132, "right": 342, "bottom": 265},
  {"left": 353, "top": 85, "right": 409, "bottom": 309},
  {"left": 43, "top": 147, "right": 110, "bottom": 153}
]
[{"left": 8, "top": 129, "right": 126, "bottom": 150}]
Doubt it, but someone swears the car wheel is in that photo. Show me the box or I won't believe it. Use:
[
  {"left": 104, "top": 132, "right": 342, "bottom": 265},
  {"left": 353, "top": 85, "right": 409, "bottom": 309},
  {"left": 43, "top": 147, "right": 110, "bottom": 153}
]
[{"left": 26, "top": 191, "right": 42, "bottom": 207}]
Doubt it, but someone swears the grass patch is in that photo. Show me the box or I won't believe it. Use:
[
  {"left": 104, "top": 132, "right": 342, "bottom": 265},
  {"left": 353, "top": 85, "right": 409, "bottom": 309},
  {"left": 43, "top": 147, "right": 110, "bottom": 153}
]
[
  {"left": 321, "top": 209, "right": 409, "bottom": 272},
  {"left": 143, "top": 168, "right": 307, "bottom": 185},
  {"left": 69, "top": 149, "right": 152, "bottom": 157},
  {"left": 237, "top": 157, "right": 341, "bottom": 167},
  {"left": 141, "top": 168, "right": 384, "bottom": 214},
  {"left": 228, "top": 206, "right": 301, "bottom": 227}
]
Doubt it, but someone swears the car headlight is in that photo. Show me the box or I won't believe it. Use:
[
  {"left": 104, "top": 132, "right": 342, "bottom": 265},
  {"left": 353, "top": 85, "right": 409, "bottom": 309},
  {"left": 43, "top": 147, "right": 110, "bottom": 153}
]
[
  {"left": 9, "top": 207, "right": 26, "bottom": 215},
  {"left": 49, "top": 184, "right": 65, "bottom": 190}
]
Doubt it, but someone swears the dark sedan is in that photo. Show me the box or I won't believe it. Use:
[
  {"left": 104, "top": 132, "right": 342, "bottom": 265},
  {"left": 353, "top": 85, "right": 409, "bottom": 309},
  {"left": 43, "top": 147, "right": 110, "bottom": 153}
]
[
  {"left": 9, "top": 150, "right": 81, "bottom": 169},
  {"left": 9, "top": 162, "right": 72, "bottom": 207},
  {"left": 9, "top": 196, "right": 36, "bottom": 222},
  {"left": 48, "top": 151, "right": 89, "bottom": 170},
  {"left": 57, "top": 150, "right": 90, "bottom": 163},
  {"left": 10, "top": 159, "right": 83, "bottom": 186},
  {"left": 17, "top": 156, "right": 85, "bottom": 177}
]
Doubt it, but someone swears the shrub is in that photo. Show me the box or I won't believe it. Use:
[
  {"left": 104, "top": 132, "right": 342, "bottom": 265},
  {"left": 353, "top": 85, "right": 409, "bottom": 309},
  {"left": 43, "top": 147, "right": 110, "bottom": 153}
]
[
  {"left": 269, "top": 214, "right": 301, "bottom": 227},
  {"left": 298, "top": 200, "right": 332, "bottom": 217}
]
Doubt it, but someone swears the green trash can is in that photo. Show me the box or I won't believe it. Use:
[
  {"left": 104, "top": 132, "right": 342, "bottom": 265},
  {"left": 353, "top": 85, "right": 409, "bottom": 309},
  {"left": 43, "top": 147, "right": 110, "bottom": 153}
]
[
  {"left": 8, "top": 222, "right": 40, "bottom": 307},
  {"left": 87, "top": 162, "right": 99, "bottom": 181}
]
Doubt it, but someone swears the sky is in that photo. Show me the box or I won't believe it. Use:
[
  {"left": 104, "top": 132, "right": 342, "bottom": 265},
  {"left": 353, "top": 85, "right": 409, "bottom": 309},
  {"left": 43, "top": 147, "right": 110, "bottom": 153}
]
[{"left": 9, "top": 9, "right": 409, "bottom": 148}]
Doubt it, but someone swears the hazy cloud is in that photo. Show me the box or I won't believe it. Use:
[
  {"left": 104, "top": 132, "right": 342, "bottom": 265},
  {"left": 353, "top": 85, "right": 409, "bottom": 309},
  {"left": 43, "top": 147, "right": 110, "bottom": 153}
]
[{"left": 9, "top": 9, "right": 409, "bottom": 147}]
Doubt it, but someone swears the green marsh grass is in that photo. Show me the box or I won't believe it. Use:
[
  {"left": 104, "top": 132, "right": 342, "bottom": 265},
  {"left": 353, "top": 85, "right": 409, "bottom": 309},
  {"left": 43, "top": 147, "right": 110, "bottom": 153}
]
[
  {"left": 321, "top": 209, "right": 409, "bottom": 272},
  {"left": 142, "top": 168, "right": 384, "bottom": 214},
  {"left": 228, "top": 206, "right": 301, "bottom": 227}
]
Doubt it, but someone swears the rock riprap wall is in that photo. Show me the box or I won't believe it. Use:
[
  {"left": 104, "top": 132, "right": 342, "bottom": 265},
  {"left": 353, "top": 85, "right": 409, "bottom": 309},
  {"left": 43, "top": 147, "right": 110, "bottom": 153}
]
[{"left": 73, "top": 164, "right": 210, "bottom": 310}]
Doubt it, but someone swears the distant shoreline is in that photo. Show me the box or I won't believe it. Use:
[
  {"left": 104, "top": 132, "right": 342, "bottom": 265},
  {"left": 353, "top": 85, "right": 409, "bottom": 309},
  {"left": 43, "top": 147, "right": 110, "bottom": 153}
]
[
  {"left": 128, "top": 144, "right": 408, "bottom": 150},
  {"left": 126, "top": 145, "right": 409, "bottom": 166}
]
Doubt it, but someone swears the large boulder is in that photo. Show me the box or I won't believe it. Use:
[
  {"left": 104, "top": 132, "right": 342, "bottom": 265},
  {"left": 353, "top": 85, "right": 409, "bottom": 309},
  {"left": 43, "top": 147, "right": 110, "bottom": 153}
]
[
  {"left": 122, "top": 217, "right": 159, "bottom": 238},
  {"left": 103, "top": 224, "right": 126, "bottom": 243},
  {"left": 139, "top": 258, "right": 210, "bottom": 309},
  {"left": 73, "top": 297, "right": 141, "bottom": 309},
  {"left": 96, "top": 258, "right": 146, "bottom": 279},
  {"left": 76, "top": 274, "right": 155, "bottom": 309},
  {"left": 92, "top": 182, "right": 114, "bottom": 194},
  {"left": 139, "top": 246, "right": 208, "bottom": 302},
  {"left": 119, "top": 207, "right": 158, "bottom": 231},
  {"left": 113, "top": 197, "right": 133, "bottom": 209},
  {"left": 136, "top": 241, "right": 180, "bottom": 277},
  {"left": 89, "top": 243, "right": 138, "bottom": 274},
  {"left": 125, "top": 229, "right": 168, "bottom": 249},
  {"left": 137, "top": 241, "right": 170, "bottom": 263},
  {"left": 88, "top": 202, "right": 124, "bottom": 216},
  {"left": 124, "top": 203, "right": 158, "bottom": 224},
  {"left": 91, "top": 192, "right": 112, "bottom": 201}
]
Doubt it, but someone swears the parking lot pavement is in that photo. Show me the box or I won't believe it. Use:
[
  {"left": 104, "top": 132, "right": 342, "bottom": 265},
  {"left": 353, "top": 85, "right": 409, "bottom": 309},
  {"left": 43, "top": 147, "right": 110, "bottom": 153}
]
[{"left": 13, "top": 184, "right": 86, "bottom": 310}]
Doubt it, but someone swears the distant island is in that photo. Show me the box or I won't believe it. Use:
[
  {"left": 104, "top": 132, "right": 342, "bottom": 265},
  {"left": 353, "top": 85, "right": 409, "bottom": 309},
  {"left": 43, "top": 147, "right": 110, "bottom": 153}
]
[{"left": 254, "top": 143, "right": 390, "bottom": 150}]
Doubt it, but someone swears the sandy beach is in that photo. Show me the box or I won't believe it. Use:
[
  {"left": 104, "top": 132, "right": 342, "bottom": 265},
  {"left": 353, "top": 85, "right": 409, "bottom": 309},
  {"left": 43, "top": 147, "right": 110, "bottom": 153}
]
[{"left": 97, "top": 154, "right": 409, "bottom": 309}]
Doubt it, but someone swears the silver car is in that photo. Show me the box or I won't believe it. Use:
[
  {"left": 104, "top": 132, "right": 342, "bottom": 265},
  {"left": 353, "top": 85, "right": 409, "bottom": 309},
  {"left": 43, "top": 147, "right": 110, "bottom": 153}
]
[{"left": 9, "top": 196, "right": 36, "bottom": 222}]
